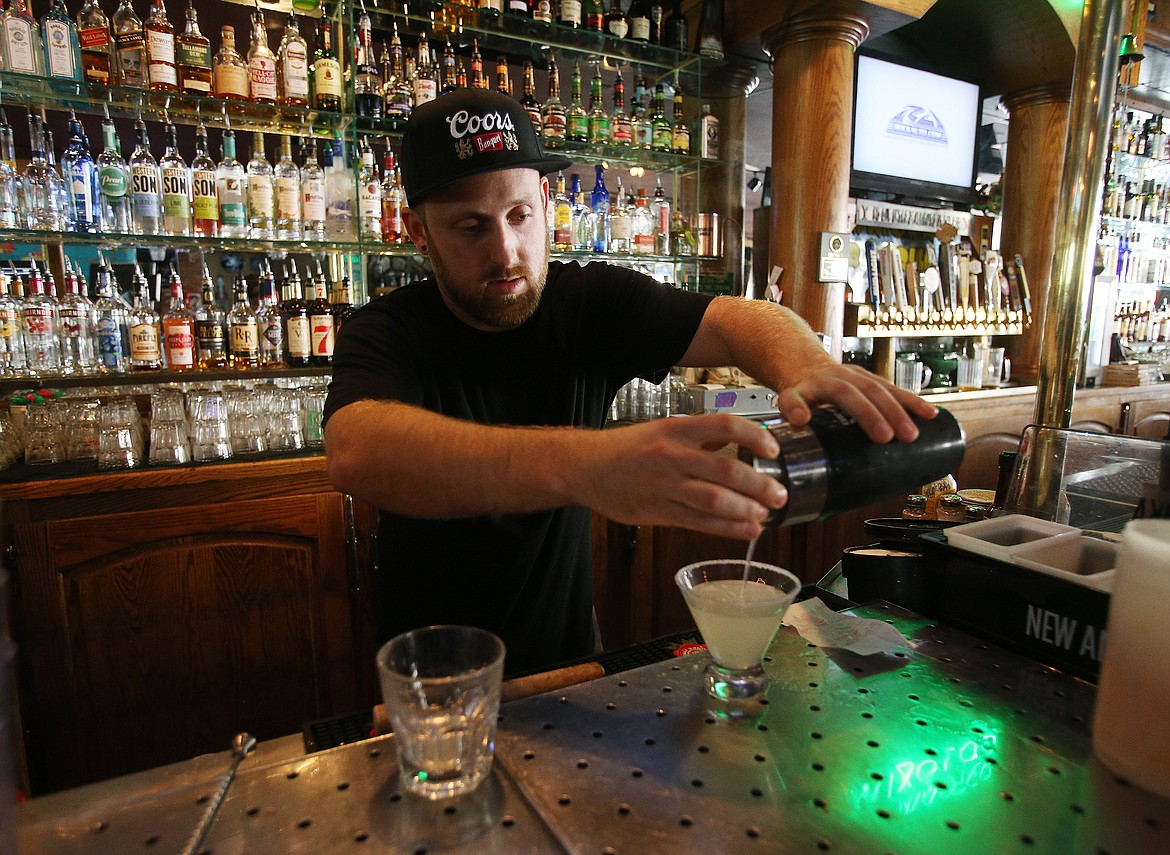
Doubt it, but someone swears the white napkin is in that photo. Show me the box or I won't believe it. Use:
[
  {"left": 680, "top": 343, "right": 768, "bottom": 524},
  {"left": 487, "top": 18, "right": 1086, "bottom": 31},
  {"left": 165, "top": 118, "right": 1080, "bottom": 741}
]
[{"left": 782, "top": 597, "right": 912, "bottom": 656}]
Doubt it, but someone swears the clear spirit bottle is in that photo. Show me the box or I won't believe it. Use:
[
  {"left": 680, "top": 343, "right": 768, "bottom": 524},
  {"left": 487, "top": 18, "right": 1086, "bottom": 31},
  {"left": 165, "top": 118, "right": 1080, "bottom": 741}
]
[
  {"left": 324, "top": 137, "right": 354, "bottom": 240},
  {"left": 631, "top": 187, "right": 655, "bottom": 255},
  {"left": 128, "top": 118, "right": 162, "bottom": 235},
  {"left": 194, "top": 263, "right": 227, "bottom": 369},
  {"left": 176, "top": 0, "right": 212, "bottom": 96},
  {"left": 41, "top": 0, "right": 83, "bottom": 83},
  {"left": 96, "top": 111, "right": 132, "bottom": 232},
  {"left": 357, "top": 137, "right": 382, "bottom": 241},
  {"left": 23, "top": 114, "right": 63, "bottom": 231},
  {"left": 273, "top": 134, "right": 301, "bottom": 240},
  {"left": 311, "top": 15, "right": 341, "bottom": 111},
  {"left": 0, "top": 269, "right": 28, "bottom": 378},
  {"left": 0, "top": 112, "right": 21, "bottom": 229},
  {"left": 78, "top": 0, "right": 114, "bottom": 87},
  {"left": 112, "top": 0, "right": 147, "bottom": 87},
  {"left": 21, "top": 262, "right": 63, "bottom": 375},
  {"left": 652, "top": 176, "right": 671, "bottom": 254},
  {"left": 277, "top": 11, "right": 309, "bottom": 107},
  {"left": 300, "top": 136, "right": 325, "bottom": 241},
  {"left": 227, "top": 274, "right": 259, "bottom": 369},
  {"left": 569, "top": 172, "right": 591, "bottom": 251},
  {"left": 60, "top": 261, "right": 97, "bottom": 374},
  {"left": 567, "top": 63, "right": 588, "bottom": 143},
  {"left": 190, "top": 121, "right": 219, "bottom": 237},
  {"left": 2, "top": 0, "right": 45, "bottom": 76},
  {"left": 281, "top": 264, "right": 310, "bottom": 368},
  {"left": 541, "top": 55, "right": 566, "bottom": 142},
  {"left": 213, "top": 25, "right": 249, "bottom": 100},
  {"left": 160, "top": 267, "right": 195, "bottom": 371},
  {"left": 43, "top": 125, "right": 74, "bottom": 232},
  {"left": 160, "top": 121, "right": 192, "bottom": 236},
  {"left": 127, "top": 266, "right": 164, "bottom": 371},
  {"left": 144, "top": 0, "right": 178, "bottom": 92},
  {"left": 609, "top": 177, "right": 631, "bottom": 253},
  {"left": 216, "top": 128, "right": 247, "bottom": 238},
  {"left": 246, "top": 131, "right": 275, "bottom": 239},
  {"left": 247, "top": 3, "right": 277, "bottom": 105},
  {"left": 256, "top": 262, "right": 284, "bottom": 367},
  {"left": 93, "top": 254, "right": 128, "bottom": 374},
  {"left": 60, "top": 111, "right": 100, "bottom": 234}
]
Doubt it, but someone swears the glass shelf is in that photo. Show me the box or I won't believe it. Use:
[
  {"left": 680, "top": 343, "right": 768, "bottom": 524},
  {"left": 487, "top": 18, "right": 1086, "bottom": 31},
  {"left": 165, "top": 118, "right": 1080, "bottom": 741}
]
[
  {"left": 0, "top": 227, "right": 421, "bottom": 256},
  {"left": 0, "top": 364, "right": 332, "bottom": 394}
]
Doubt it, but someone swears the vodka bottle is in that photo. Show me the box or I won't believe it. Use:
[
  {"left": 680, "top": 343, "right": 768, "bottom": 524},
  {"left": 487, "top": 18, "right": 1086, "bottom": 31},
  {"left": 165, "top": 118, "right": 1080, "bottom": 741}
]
[
  {"left": 274, "top": 134, "right": 301, "bottom": 240},
  {"left": 631, "top": 187, "right": 655, "bottom": 255},
  {"left": 23, "top": 115, "right": 63, "bottom": 231},
  {"left": 357, "top": 138, "right": 382, "bottom": 241},
  {"left": 281, "top": 263, "right": 311, "bottom": 367},
  {"left": 609, "top": 177, "right": 631, "bottom": 253},
  {"left": 611, "top": 69, "right": 632, "bottom": 147},
  {"left": 541, "top": 55, "right": 566, "bottom": 141},
  {"left": 190, "top": 121, "right": 219, "bottom": 237},
  {"left": 590, "top": 163, "right": 610, "bottom": 253},
  {"left": 569, "top": 173, "right": 591, "bottom": 251},
  {"left": 354, "top": 3, "right": 383, "bottom": 117},
  {"left": 552, "top": 171, "right": 572, "bottom": 251},
  {"left": 144, "top": 0, "right": 178, "bottom": 92},
  {"left": 300, "top": 136, "right": 325, "bottom": 241},
  {"left": 652, "top": 176, "right": 671, "bottom": 254},
  {"left": 227, "top": 274, "right": 259, "bottom": 368},
  {"left": 160, "top": 267, "right": 195, "bottom": 371},
  {"left": 194, "top": 263, "right": 227, "bottom": 369},
  {"left": 78, "top": 0, "right": 114, "bottom": 87},
  {"left": 44, "top": 126, "right": 75, "bottom": 232},
  {"left": 127, "top": 264, "right": 163, "bottom": 370},
  {"left": 95, "top": 113, "right": 132, "bottom": 233},
  {"left": 216, "top": 128, "right": 247, "bottom": 238},
  {"left": 0, "top": 268, "right": 27, "bottom": 377},
  {"left": 92, "top": 253, "right": 128, "bottom": 374},
  {"left": 311, "top": 14, "right": 341, "bottom": 111},
  {"left": 42, "top": 0, "right": 83, "bottom": 83},
  {"left": 324, "top": 137, "right": 354, "bottom": 240},
  {"left": 256, "top": 262, "right": 284, "bottom": 367},
  {"left": 2, "top": 0, "right": 45, "bottom": 76},
  {"left": 61, "top": 112, "right": 101, "bottom": 234},
  {"left": 381, "top": 148, "right": 403, "bottom": 243},
  {"left": 112, "top": 0, "right": 147, "bottom": 87},
  {"left": 247, "top": 3, "right": 277, "bottom": 105},
  {"left": 129, "top": 118, "right": 162, "bottom": 235},
  {"left": 213, "top": 25, "right": 249, "bottom": 100},
  {"left": 308, "top": 262, "right": 334, "bottom": 366},
  {"left": 567, "top": 63, "right": 588, "bottom": 142},
  {"left": 0, "top": 114, "right": 18, "bottom": 229},
  {"left": 278, "top": 12, "right": 309, "bottom": 107},
  {"left": 22, "top": 262, "right": 63, "bottom": 375},
  {"left": 160, "top": 121, "right": 192, "bottom": 236},
  {"left": 246, "top": 132, "right": 275, "bottom": 239},
  {"left": 176, "top": 0, "right": 212, "bottom": 96}
]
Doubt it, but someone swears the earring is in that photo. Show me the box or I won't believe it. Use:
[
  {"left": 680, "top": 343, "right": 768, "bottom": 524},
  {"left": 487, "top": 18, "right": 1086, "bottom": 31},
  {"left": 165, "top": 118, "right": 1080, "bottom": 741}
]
[{"left": 419, "top": 244, "right": 427, "bottom": 253}]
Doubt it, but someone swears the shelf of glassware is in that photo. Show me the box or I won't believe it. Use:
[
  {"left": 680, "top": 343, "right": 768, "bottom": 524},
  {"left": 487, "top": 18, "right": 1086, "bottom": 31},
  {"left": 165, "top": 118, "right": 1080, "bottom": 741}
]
[
  {"left": 0, "top": 364, "right": 332, "bottom": 394},
  {"left": 0, "top": 71, "right": 349, "bottom": 137}
]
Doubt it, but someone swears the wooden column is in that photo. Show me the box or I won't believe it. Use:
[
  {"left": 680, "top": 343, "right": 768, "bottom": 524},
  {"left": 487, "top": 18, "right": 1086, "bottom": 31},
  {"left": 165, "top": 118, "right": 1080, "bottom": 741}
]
[
  {"left": 762, "top": 14, "right": 868, "bottom": 359},
  {"left": 998, "top": 85, "right": 1071, "bottom": 383}
]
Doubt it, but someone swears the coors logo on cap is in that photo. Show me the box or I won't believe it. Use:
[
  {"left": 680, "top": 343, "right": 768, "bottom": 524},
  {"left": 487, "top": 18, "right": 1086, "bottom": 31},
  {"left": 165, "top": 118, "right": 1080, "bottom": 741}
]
[{"left": 447, "top": 109, "right": 520, "bottom": 160}]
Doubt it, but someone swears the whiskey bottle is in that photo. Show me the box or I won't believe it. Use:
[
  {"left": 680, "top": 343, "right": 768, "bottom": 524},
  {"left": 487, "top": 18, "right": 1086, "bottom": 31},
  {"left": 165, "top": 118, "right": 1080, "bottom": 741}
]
[
  {"left": 246, "top": 131, "right": 274, "bottom": 239},
  {"left": 128, "top": 118, "right": 162, "bottom": 234},
  {"left": 227, "top": 274, "right": 259, "bottom": 369},
  {"left": 541, "top": 55, "right": 566, "bottom": 142},
  {"left": 3, "top": 0, "right": 45, "bottom": 76},
  {"left": 300, "top": 136, "right": 325, "bottom": 241},
  {"left": 127, "top": 266, "right": 164, "bottom": 371},
  {"left": 281, "top": 264, "right": 310, "bottom": 367},
  {"left": 567, "top": 62, "right": 588, "bottom": 142},
  {"left": 113, "top": 0, "right": 147, "bottom": 87},
  {"left": 194, "top": 263, "right": 227, "bottom": 369},
  {"left": 331, "top": 278, "right": 355, "bottom": 330},
  {"left": 78, "top": 0, "right": 114, "bottom": 86},
  {"left": 216, "top": 127, "right": 247, "bottom": 238},
  {"left": 176, "top": 0, "right": 212, "bottom": 96},
  {"left": 144, "top": 0, "right": 178, "bottom": 92},
  {"left": 213, "top": 25, "right": 249, "bottom": 100},
  {"left": 611, "top": 69, "right": 632, "bottom": 147},
  {"left": 256, "top": 262, "right": 284, "bottom": 367},
  {"left": 96, "top": 109, "right": 132, "bottom": 233},
  {"left": 532, "top": 1, "right": 553, "bottom": 24},
  {"left": 247, "top": 3, "right": 277, "bottom": 105},
  {"left": 308, "top": 262, "right": 334, "bottom": 366},
  {"left": 274, "top": 134, "right": 301, "bottom": 240},
  {"left": 354, "top": 3, "right": 383, "bottom": 117},
  {"left": 277, "top": 11, "right": 309, "bottom": 107},
  {"left": 161, "top": 267, "right": 195, "bottom": 371},
  {"left": 190, "top": 121, "right": 219, "bottom": 236},
  {"left": 521, "top": 60, "right": 542, "bottom": 136},
  {"left": 587, "top": 65, "right": 610, "bottom": 145},
  {"left": 698, "top": 102, "right": 719, "bottom": 158},
  {"left": 159, "top": 121, "right": 192, "bottom": 236},
  {"left": 41, "top": 0, "right": 83, "bottom": 83},
  {"left": 311, "top": 15, "right": 341, "bottom": 111}
]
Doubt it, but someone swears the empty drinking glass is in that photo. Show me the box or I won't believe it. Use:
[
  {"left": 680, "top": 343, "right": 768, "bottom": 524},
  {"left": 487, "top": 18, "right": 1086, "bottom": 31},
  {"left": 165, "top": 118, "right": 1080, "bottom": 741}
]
[
  {"left": 148, "top": 419, "right": 192, "bottom": 466},
  {"left": 97, "top": 403, "right": 142, "bottom": 469},
  {"left": 23, "top": 405, "right": 61, "bottom": 465}
]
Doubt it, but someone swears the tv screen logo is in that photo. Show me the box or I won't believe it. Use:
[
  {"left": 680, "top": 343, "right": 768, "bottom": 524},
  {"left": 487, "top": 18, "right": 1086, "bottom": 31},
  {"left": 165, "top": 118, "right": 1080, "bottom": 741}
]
[{"left": 886, "top": 106, "right": 948, "bottom": 145}]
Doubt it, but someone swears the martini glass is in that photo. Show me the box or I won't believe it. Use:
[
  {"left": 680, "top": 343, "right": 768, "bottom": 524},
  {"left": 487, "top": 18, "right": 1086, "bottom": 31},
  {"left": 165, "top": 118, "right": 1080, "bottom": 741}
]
[{"left": 675, "top": 559, "right": 801, "bottom": 701}]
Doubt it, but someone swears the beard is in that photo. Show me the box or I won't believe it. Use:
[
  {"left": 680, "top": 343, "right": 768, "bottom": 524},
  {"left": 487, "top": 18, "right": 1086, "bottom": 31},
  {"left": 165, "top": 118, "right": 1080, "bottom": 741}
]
[{"left": 428, "top": 236, "right": 549, "bottom": 331}]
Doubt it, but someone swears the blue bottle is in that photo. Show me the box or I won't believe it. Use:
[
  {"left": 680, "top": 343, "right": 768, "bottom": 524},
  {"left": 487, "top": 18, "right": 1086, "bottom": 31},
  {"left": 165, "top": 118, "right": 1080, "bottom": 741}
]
[{"left": 590, "top": 163, "right": 609, "bottom": 253}]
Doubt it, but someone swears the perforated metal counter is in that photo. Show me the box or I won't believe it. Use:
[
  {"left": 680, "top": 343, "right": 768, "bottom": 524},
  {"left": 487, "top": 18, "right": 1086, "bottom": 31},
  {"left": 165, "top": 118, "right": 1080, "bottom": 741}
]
[{"left": 18, "top": 603, "right": 1170, "bottom": 855}]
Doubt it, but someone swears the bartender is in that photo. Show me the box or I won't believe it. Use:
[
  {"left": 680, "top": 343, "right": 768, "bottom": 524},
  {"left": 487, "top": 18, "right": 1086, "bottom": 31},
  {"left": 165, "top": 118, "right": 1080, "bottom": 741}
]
[{"left": 324, "top": 88, "right": 935, "bottom": 674}]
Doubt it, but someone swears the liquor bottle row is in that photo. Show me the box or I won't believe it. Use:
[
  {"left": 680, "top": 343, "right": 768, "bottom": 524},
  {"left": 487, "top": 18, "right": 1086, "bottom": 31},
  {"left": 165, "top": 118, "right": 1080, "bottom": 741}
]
[
  {"left": 1112, "top": 106, "right": 1170, "bottom": 162},
  {"left": 1097, "top": 229, "right": 1170, "bottom": 287},
  {"left": 1103, "top": 176, "right": 1170, "bottom": 225},
  {"left": 1113, "top": 299, "right": 1170, "bottom": 344},
  {"left": 0, "top": 254, "right": 352, "bottom": 379}
]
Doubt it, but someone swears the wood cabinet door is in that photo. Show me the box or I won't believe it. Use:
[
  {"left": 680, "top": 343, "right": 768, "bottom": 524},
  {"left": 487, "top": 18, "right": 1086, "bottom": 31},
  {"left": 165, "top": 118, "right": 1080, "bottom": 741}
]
[{"left": 13, "top": 492, "right": 361, "bottom": 793}]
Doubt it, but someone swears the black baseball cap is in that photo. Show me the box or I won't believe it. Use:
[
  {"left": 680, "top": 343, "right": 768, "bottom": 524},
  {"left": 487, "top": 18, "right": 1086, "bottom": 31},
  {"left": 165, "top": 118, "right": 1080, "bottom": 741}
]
[{"left": 399, "top": 88, "right": 573, "bottom": 207}]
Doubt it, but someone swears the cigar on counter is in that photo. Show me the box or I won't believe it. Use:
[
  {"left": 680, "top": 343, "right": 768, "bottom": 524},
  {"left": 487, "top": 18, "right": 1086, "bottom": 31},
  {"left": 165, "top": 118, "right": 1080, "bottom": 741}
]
[{"left": 372, "top": 661, "right": 606, "bottom": 735}]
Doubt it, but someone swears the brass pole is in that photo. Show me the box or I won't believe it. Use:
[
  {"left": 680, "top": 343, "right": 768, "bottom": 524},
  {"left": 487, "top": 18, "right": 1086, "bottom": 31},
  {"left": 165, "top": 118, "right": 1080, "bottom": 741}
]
[{"left": 1033, "top": 0, "right": 1123, "bottom": 428}]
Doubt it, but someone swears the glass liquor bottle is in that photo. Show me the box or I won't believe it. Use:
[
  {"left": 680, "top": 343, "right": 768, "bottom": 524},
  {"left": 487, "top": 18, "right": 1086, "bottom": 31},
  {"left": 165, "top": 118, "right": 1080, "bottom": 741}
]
[
  {"left": 61, "top": 111, "right": 100, "bottom": 234},
  {"left": 670, "top": 87, "right": 690, "bottom": 153},
  {"left": 381, "top": 147, "right": 403, "bottom": 243},
  {"left": 583, "top": 0, "right": 604, "bottom": 32},
  {"left": 213, "top": 25, "right": 249, "bottom": 100},
  {"left": 311, "top": 15, "right": 341, "bottom": 111},
  {"left": 478, "top": 0, "right": 504, "bottom": 19},
  {"left": 652, "top": 175, "right": 670, "bottom": 254},
  {"left": 587, "top": 65, "right": 610, "bottom": 145},
  {"left": 42, "top": 0, "right": 83, "bottom": 83},
  {"left": 3, "top": 0, "right": 45, "bottom": 76},
  {"left": 246, "top": 131, "right": 274, "bottom": 239},
  {"left": 190, "top": 120, "right": 218, "bottom": 237},
  {"left": 277, "top": 11, "right": 309, "bottom": 107},
  {"left": 413, "top": 30, "right": 438, "bottom": 107},
  {"left": 0, "top": 116, "right": 18, "bottom": 229},
  {"left": 569, "top": 172, "right": 591, "bottom": 251},
  {"left": 19, "top": 262, "right": 60, "bottom": 375},
  {"left": 541, "top": 55, "right": 566, "bottom": 142},
  {"left": 694, "top": 0, "right": 725, "bottom": 60},
  {"left": 227, "top": 274, "right": 259, "bottom": 369},
  {"left": 300, "top": 136, "right": 325, "bottom": 241},
  {"left": 590, "top": 163, "right": 609, "bottom": 252},
  {"left": 247, "top": 3, "right": 277, "bottom": 105},
  {"left": 113, "top": 0, "right": 147, "bottom": 87},
  {"left": 567, "top": 62, "right": 588, "bottom": 143},
  {"left": 552, "top": 171, "right": 572, "bottom": 251},
  {"left": 307, "top": 262, "right": 334, "bottom": 366},
  {"left": 384, "top": 23, "right": 412, "bottom": 120},
  {"left": 532, "top": 0, "right": 553, "bottom": 23},
  {"left": 663, "top": 0, "right": 687, "bottom": 52},
  {"left": 176, "top": 0, "right": 212, "bottom": 96},
  {"left": 160, "top": 121, "right": 191, "bottom": 236},
  {"left": 611, "top": 69, "right": 631, "bottom": 147},
  {"left": 651, "top": 83, "right": 671, "bottom": 152},
  {"left": 517, "top": 60, "right": 542, "bottom": 135},
  {"left": 354, "top": 3, "right": 383, "bottom": 117},
  {"left": 631, "top": 186, "right": 654, "bottom": 255},
  {"left": 281, "top": 264, "right": 310, "bottom": 368},
  {"left": 78, "top": 0, "right": 114, "bottom": 86},
  {"left": 59, "top": 260, "right": 96, "bottom": 375},
  {"left": 256, "top": 262, "right": 284, "bottom": 367},
  {"left": 161, "top": 267, "right": 195, "bottom": 371},
  {"left": 469, "top": 36, "right": 488, "bottom": 89},
  {"left": 144, "top": 0, "right": 178, "bottom": 92},
  {"left": 507, "top": 0, "right": 529, "bottom": 15},
  {"left": 605, "top": 0, "right": 628, "bottom": 38},
  {"left": 559, "top": 0, "right": 582, "bottom": 28},
  {"left": 670, "top": 208, "right": 695, "bottom": 255},
  {"left": 96, "top": 110, "right": 132, "bottom": 232},
  {"left": 0, "top": 269, "right": 26, "bottom": 378},
  {"left": 273, "top": 133, "right": 301, "bottom": 240},
  {"left": 698, "top": 102, "right": 719, "bottom": 158},
  {"left": 439, "top": 39, "right": 457, "bottom": 95},
  {"left": 331, "top": 277, "right": 355, "bottom": 330},
  {"left": 215, "top": 127, "right": 247, "bottom": 238},
  {"left": 44, "top": 125, "right": 74, "bottom": 232},
  {"left": 194, "top": 263, "right": 227, "bottom": 369},
  {"left": 357, "top": 137, "right": 382, "bottom": 241},
  {"left": 632, "top": 72, "right": 652, "bottom": 149},
  {"left": 628, "top": 0, "right": 652, "bottom": 42},
  {"left": 494, "top": 55, "right": 510, "bottom": 96},
  {"left": 127, "top": 267, "right": 163, "bottom": 371},
  {"left": 23, "top": 114, "right": 63, "bottom": 231},
  {"left": 608, "top": 177, "right": 631, "bottom": 253},
  {"left": 92, "top": 255, "right": 128, "bottom": 373},
  {"left": 324, "top": 136, "right": 354, "bottom": 240}
]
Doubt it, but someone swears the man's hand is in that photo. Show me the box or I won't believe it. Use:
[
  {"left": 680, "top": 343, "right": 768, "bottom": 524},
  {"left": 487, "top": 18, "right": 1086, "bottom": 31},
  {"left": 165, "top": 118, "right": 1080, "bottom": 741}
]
[
  {"left": 776, "top": 363, "right": 938, "bottom": 444},
  {"left": 571, "top": 414, "right": 788, "bottom": 541}
]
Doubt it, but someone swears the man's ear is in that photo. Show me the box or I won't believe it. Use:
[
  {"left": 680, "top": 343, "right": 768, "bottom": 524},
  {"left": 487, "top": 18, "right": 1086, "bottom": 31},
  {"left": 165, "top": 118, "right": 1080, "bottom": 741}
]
[{"left": 402, "top": 206, "right": 427, "bottom": 251}]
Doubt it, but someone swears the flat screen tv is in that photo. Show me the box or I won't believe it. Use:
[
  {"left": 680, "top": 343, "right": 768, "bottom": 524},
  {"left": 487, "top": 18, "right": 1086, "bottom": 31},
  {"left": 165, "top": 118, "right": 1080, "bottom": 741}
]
[{"left": 851, "top": 53, "right": 981, "bottom": 206}]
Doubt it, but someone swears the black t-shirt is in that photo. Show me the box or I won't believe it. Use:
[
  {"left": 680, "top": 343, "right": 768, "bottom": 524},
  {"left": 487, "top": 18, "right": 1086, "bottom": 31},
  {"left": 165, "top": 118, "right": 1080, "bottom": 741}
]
[{"left": 325, "top": 261, "right": 714, "bottom": 674}]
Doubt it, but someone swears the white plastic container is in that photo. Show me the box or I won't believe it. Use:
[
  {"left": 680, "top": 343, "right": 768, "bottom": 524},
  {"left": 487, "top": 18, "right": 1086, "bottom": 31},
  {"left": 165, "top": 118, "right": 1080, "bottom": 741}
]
[
  {"left": 1010, "top": 534, "right": 1117, "bottom": 591},
  {"left": 944, "top": 513, "right": 1079, "bottom": 561}
]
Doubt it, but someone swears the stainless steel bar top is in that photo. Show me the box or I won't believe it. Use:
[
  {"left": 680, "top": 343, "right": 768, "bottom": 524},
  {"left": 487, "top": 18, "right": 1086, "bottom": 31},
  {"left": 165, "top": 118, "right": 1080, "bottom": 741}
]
[{"left": 19, "top": 603, "right": 1170, "bottom": 855}]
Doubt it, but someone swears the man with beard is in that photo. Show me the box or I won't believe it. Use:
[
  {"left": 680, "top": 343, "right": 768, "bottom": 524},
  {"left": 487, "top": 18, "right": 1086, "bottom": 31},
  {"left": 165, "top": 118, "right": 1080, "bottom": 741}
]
[{"left": 324, "top": 89, "right": 935, "bottom": 674}]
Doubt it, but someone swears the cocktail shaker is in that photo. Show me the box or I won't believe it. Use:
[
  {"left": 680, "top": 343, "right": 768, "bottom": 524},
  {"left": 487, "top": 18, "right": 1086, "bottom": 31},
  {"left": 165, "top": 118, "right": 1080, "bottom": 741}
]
[{"left": 739, "top": 405, "right": 966, "bottom": 526}]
